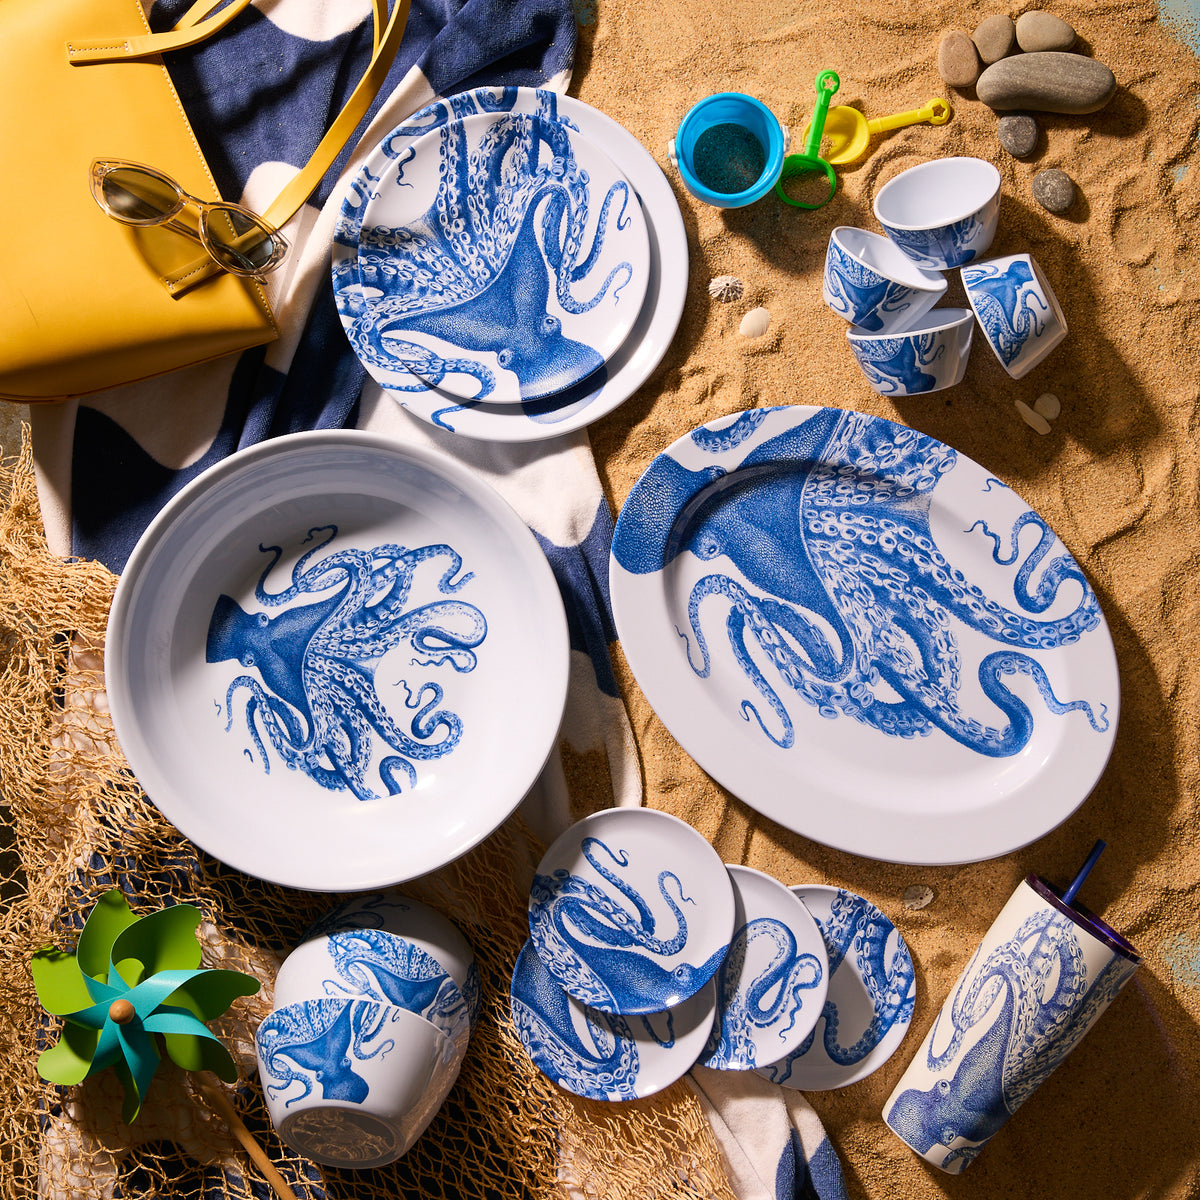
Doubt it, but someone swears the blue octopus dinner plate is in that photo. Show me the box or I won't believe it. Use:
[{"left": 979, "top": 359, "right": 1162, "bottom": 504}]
[
  {"left": 528, "top": 808, "right": 736, "bottom": 1015},
  {"left": 609, "top": 406, "right": 1120, "bottom": 866},
  {"left": 757, "top": 885, "right": 916, "bottom": 1090},
  {"left": 356, "top": 108, "right": 650, "bottom": 405},
  {"left": 698, "top": 866, "right": 828, "bottom": 1072},
  {"left": 510, "top": 939, "right": 718, "bottom": 1101},
  {"left": 332, "top": 87, "right": 688, "bottom": 441},
  {"left": 105, "top": 431, "right": 569, "bottom": 892}
]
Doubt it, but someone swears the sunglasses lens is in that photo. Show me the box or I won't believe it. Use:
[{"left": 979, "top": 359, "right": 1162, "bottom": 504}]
[
  {"left": 204, "top": 205, "right": 283, "bottom": 274},
  {"left": 101, "top": 167, "right": 181, "bottom": 223}
]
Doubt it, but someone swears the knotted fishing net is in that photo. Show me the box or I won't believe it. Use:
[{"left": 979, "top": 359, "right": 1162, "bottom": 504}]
[{"left": 0, "top": 434, "right": 736, "bottom": 1200}]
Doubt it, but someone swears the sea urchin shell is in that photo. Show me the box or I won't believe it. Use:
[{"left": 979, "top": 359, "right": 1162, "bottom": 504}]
[{"left": 708, "top": 275, "right": 744, "bottom": 303}]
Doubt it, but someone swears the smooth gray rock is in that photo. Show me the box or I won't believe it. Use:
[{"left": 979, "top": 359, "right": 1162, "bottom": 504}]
[
  {"left": 938, "top": 30, "right": 982, "bottom": 88},
  {"left": 1032, "top": 168, "right": 1076, "bottom": 212},
  {"left": 1016, "top": 10, "right": 1077, "bottom": 52},
  {"left": 973, "top": 14, "right": 1016, "bottom": 63},
  {"left": 997, "top": 113, "right": 1038, "bottom": 156},
  {"left": 976, "top": 51, "right": 1116, "bottom": 113}
]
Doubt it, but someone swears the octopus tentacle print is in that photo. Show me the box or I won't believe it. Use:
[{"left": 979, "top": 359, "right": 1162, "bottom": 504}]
[
  {"left": 885, "top": 905, "right": 1138, "bottom": 1170},
  {"left": 206, "top": 527, "right": 487, "bottom": 800},
  {"left": 257, "top": 999, "right": 394, "bottom": 1107},
  {"left": 704, "top": 916, "right": 825, "bottom": 1068},
  {"left": 339, "top": 90, "right": 639, "bottom": 401},
  {"left": 529, "top": 836, "right": 725, "bottom": 1012},
  {"left": 613, "top": 407, "right": 1108, "bottom": 759}
]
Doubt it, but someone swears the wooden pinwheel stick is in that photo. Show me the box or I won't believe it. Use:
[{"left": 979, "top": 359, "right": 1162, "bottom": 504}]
[{"left": 197, "top": 1076, "right": 300, "bottom": 1200}]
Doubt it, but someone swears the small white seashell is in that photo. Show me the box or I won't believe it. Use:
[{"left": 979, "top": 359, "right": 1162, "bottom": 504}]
[
  {"left": 709, "top": 274, "right": 744, "bottom": 303},
  {"left": 1015, "top": 398, "right": 1052, "bottom": 435},
  {"left": 903, "top": 884, "right": 935, "bottom": 911},
  {"left": 1033, "top": 391, "right": 1062, "bottom": 420},
  {"left": 739, "top": 306, "right": 770, "bottom": 338}
]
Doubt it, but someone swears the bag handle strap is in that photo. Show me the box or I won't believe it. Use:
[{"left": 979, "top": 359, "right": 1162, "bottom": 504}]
[
  {"left": 72, "top": 0, "right": 410, "bottom": 294},
  {"left": 67, "top": 0, "right": 258, "bottom": 62}
]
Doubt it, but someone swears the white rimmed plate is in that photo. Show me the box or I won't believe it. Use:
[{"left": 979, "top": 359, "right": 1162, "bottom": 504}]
[
  {"left": 106, "top": 430, "right": 569, "bottom": 891},
  {"left": 698, "top": 866, "right": 828, "bottom": 1071},
  {"left": 609, "top": 405, "right": 1119, "bottom": 866},
  {"left": 758, "top": 885, "right": 916, "bottom": 1090},
  {"left": 510, "top": 938, "right": 717, "bottom": 1100},
  {"left": 528, "top": 808, "right": 734, "bottom": 1015},
  {"left": 332, "top": 87, "right": 687, "bottom": 441},
  {"left": 357, "top": 108, "right": 649, "bottom": 404}
]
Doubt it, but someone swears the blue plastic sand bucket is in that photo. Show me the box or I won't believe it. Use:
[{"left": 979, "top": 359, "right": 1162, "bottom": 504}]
[{"left": 670, "top": 93, "right": 786, "bottom": 209}]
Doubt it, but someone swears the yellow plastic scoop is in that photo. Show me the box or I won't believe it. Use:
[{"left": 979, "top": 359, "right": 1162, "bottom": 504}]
[{"left": 802, "top": 97, "right": 951, "bottom": 165}]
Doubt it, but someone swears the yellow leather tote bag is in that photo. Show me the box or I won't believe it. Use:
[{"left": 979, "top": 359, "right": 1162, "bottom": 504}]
[{"left": 0, "top": 0, "right": 409, "bottom": 403}]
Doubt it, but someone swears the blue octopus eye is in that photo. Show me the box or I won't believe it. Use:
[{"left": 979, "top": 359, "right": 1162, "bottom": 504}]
[
  {"left": 941, "top": 1125, "right": 956, "bottom": 1145},
  {"left": 693, "top": 533, "right": 722, "bottom": 560},
  {"left": 497, "top": 348, "right": 514, "bottom": 368},
  {"left": 541, "top": 315, "right": 561, "bottom": 335},
  {"left": 240, "top": 653, "right": 256, "bottom": 667},
  {"left": 937, "top": 1079, "right": 951, "bottom": 1094},
  {"left": 256, "top": 613, "right": 269, "bottom": 627}
]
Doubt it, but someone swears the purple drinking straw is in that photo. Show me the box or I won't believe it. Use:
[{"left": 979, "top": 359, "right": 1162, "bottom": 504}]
[{"left": 1062, "top": 839, "right": 1107, "bottom": 907}]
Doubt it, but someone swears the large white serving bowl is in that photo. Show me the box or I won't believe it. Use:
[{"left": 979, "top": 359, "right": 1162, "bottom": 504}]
[{"left": 106, "top": 430, "right": 569, "bottom": 891}]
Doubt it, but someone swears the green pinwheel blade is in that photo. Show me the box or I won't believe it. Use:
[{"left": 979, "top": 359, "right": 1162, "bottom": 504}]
[
  {"left": 29, "top": 947, "right": 93, "bottom": 1016},
  {"left": 36, "top": 1022, "right": 101, "bottom": 1086},
  {"left": 163, "top": 969, "right": 261, "bottom": 1022},
  {"left": 77, "top": 890, "right": 140, "bottom": 980},
  {"left": 161, "top": 1029, "right": 240, "bottom": 1080},
  {"left": 109, "top": 903, "right": 203, "bottom": 981}
]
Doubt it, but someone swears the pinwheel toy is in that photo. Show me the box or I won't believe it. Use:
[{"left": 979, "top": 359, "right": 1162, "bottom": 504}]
[{"left": 30, "top": 889, "right": 261, "bottom": 1124}]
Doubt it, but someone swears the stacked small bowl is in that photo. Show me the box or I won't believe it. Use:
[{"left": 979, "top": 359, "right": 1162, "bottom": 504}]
[
  {"left": 826, "top": 156, "right": 1067, "bottom": 394},
  {"left": 255, "top": 893, "right": 478, "bottom": 1169}
]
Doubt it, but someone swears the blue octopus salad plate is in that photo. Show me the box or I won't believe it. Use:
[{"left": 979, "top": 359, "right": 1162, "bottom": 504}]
[
  {"left": 528, "top": 807, "right": 735, "bottom": 1015},
  {"left": 609, "top": 406, "right": 1120, "bottom": 866},
  {"left": 510, "top": 939, "right": 718, "bottom": 1101},
  {"left": 105, "top": 430, "right": 569, "bottom": 892},
  {"left": 698, "top": 866, "right": 828, "bottom": 1071},
  {"left": 356, "top": 108, "right": 650, "bottom": 405},
  {"left": 332, "top": 87, "right": 688, "bottom": 442},
  {"left": 757, "top": 886, "right": 916, "bottom": 1090}
]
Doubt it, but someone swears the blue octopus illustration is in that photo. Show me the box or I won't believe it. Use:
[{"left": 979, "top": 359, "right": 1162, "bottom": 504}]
[
  {"left": 849, "top": 328, "right": 947, "bottom": 394},
  {"left": 336, "top": 89, "right": 636, "bottom": 402},
  {"left": 206, "top": 526, "right": 487, "bottom": 800},
  {"left": 963, "top": 259, "right": 1048, "bottom": 367},
  {"left": 510, "top": 942, "right": 641, "bottom": 1100},
  {"left": 823, "top": 238, "right": 921, "bottom": 332},
  {"left": 884, "top": 905, "right": 1137, "bottom": 1171},
  {"left": 765, "top": 890, "right": 915, "bottom": 1082},
  {"left": 702, "top": 916, "right": 825, "bottom": 1069},
  {"left": 257, "top": 998, "right": 394, "bottom": 1107},
  {"left": 884, "top": 210, "right": 991, "bottom": 270},
  {"left": 529, "top": 836, "right": 727, "bottom": 1013},
  {"left": 322, "top": 929, "right": 464, "bottom": 1022},
  {"left": 613, "top": 407, "right": 1109, "bottom": 759},
  {"left": 303, "top": 895, "right": 483, "bottom": 1029}
]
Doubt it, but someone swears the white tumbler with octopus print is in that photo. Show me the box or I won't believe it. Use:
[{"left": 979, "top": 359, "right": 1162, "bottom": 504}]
[{"left": 882, "top": 848, "right": 1140, "bottom": 1174}]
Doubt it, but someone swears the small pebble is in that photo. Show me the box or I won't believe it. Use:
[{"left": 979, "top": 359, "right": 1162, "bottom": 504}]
[
  {"left": 997, "top": 113, "right": 1039, "bottom": 157},
  {"left": 938, "top": 30, "right": 982, "bottom": 88},
  {"left": 739, "top": 306, "right": 770, "bottom": 338},
  {"left": 1016, "top": 10, "right": 1078, "bottom": 52},
  {"left": 976, "top": 51, "right": 1116, "bottom": 114},
  {"left": 903, "top": 885, "right": 935, "bottom": 911},
  {"left": 708, "top": 275, "right": 744, "bottom": 303},
  {"left": 1015, "top": 398, "right": 1053, "bottom": 434},
  {"left": 1032, "top": 167, "right": 1076, "bottom": 212},
  {"left": 973, "top": 14, "right": 1016, "bottom": 63},
  {"left": 1034, "top": 392, "right": 1062, "bottom": 419}
]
